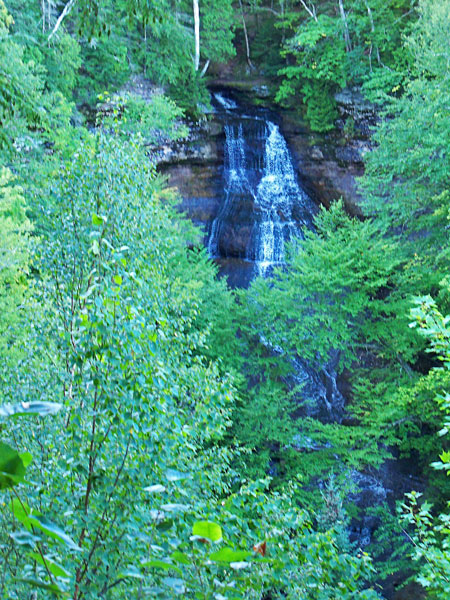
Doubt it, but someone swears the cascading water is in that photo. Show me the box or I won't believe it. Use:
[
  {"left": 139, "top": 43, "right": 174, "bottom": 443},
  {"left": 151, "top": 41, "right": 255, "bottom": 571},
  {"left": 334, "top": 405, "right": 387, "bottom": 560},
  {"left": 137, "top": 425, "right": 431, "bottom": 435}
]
[
  {"left": 208, "top": 94, "right": 316, "bottom": 279},
  {"left": 209, "top": 92, "right": 344, "bottom": 422},
  {"left": 206, "top": 90, "right": 398, "bottom": 549},
  {"left": 207, "top": 123, "right": 250, "bottom": 258},
  {"left": 252, "top": 121, "right": 314, "bottom": 276}
]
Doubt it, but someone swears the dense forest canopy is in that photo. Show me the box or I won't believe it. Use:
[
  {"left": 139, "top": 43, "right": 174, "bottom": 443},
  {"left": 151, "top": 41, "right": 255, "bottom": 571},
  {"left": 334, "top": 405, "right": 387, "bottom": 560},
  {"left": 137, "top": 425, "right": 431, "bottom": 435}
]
[{"left": 1, "top": 0, "right": 450, "bottom": 598}]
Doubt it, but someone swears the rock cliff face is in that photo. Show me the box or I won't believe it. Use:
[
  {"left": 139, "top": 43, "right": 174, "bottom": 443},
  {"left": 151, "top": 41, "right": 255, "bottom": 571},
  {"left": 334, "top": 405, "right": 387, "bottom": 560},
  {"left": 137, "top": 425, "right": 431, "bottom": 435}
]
[
  {"left": 281, "top": 116, "right": 370, "bottom": 216},
  {"left": 157, "top": 120, "right": 224, "bottom": 244},
  {"left": 159, "top": 86, "right": 376, "bottom": 238},
  {"left": 281, "top": 87, "right": 377, "bottom": 216}
]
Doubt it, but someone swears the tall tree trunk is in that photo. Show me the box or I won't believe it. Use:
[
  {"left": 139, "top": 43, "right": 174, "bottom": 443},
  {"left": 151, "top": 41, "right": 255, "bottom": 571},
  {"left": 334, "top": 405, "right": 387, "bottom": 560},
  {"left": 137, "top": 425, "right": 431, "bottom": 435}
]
[
  {"left": 338, "top": 0, "right": 351, "bottom": 53},
  {"left": 48, "top": 0, "right": 76, "bottom": 41},
  {"left": 193, "top": 0, "right": 200, "bottom": 71},
  {"left": 238, "top": 0, "right": 255, "bottom": 70},
  {"left": 299, "top": 0, "right": 317, "bottom": 22},
  {"left": 364, "top": 0, "right": 381, "bottom": 67}
]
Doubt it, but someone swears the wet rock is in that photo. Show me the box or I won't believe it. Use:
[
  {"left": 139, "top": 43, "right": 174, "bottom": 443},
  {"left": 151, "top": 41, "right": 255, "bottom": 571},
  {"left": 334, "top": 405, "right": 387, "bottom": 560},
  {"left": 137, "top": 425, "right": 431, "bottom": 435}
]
[
  {"left": 311, "top": 147, "right": 324, "bottom": 160},
  {"left": 160, "top": 163, "right": 222, "bottom": 238},
  {"left": 335, "top": 143, "right": 368, "bottom": 165},
  {"left": 251, "top": 84, "right": 271, "bottom": 98},
  {"left": 155, "top": 140, "right": 219, "bottom": 165},
  {"left": 203, "top": 120, "right": 223, "bottom": 137},
  {"left": 218, "top": 222, "right": 253, "bottom": 257},
  {"left": 281, "top": 120, "right": 366, "bottom": 215},
  {"left": 348, "top": 470, "right": 387, "bottom": 547},
  {"left": 121, "top": 75, "right": 163, "bottom": 100},
  {"left": 335, "top": 87, "right": 377, "bottom": 121}
]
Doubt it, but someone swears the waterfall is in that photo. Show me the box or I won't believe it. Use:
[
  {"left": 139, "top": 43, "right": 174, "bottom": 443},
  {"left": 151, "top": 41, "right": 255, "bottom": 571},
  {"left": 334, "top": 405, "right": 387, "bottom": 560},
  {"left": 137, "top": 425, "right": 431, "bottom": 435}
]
[
  {"left": 208, "top": 112, "right": 315, "bottom": 279},
  {"left": 252, "top": 122, "right": 312, "bottom": 276},
  {"left": 204, "top": 93, "right": 394, "bottom": 548},
  {"left": 208, "top": 100, "right": 344, "bottom": 420},
  {"left": 207, "top": 123, "right": 252, "bottom": 257},
  {"left": 212, "top": 92, "right": 238, "bottom": 111}
]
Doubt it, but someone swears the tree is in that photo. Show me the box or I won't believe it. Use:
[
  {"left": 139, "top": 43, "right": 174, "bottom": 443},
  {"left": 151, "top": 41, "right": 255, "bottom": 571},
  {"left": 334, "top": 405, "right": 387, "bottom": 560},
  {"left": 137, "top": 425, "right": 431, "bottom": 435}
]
[
  {"left": 401, "top": 295, "right": 450, "bottom": 598},
  {"left": 275, "top": 0, "right": 417, "bottom": 130},
  {"left": 360, "top": 0, "right": 450, "bottom": 300},
  {"left": 0, "top": 168, "right": 31, "bottom": 380}
]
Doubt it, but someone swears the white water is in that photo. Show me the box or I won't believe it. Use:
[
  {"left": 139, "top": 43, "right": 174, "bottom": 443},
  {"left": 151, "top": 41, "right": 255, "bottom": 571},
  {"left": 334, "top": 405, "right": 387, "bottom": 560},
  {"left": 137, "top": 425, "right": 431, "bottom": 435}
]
[
  {"left": 208, "top": 116, "right": 314, "bottom": 278},
  {"left": 212, "top": 92, "right": 238, "bottom": 111},
  {"left": 253, "top": 122, "right": 311, "bottom": 276},
  {"left": 207, "top": 123, "right": 252, "bottom": 257}
]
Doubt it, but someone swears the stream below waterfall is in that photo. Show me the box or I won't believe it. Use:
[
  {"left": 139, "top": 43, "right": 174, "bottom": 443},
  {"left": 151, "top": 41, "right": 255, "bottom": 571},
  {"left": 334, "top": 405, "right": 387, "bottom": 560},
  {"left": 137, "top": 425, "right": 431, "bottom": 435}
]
[
  {"left": 208, "top": 90, "right": 388, "bottom": 539},
  {"left": 209, "top": 91, "right": 347, "bottom": 423}
]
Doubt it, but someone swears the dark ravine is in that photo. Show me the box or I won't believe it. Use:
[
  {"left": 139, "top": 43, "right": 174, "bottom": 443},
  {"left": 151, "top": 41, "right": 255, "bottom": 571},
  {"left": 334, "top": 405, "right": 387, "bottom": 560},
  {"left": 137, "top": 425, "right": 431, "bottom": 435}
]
[{"left": 159, "top": 88, "right": 423, "bottom": 600}]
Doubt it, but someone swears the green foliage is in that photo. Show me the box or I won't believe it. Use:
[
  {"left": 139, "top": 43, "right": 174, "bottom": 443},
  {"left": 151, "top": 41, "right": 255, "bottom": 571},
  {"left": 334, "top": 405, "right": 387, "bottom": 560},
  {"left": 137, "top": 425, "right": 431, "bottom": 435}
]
[
  {"left": 0, "top": 1, "right": 45, "bottom": 153},
  {"left": 301, "top": 80, "right": 340, "bottom": 132},
  {"left": 0, "top": 128, "right": 385, "bottom": 598},
  {"left": 0, "top": 131, "right": 237, "bottom": 597},
  {"left": 400, "top": 296, "right": 450, "bottom": 598},
  {"left": 98, "top": 91, "right": 189, "bottom": 144},
  {"left": 0, "top": 399, "right": 70, "bottom": 597},
  {"left": 4, "top": 0, "right": 450, "bottom": 595},
  {"left": 0, "top": 168, "right": 32, "bottom": 376},
  {"left": 76, "top": 34, "right": 130, "bottom": 105},
  {"left": 207, "top": 201, "right": 428, "bottom": 504},
  {"left": 25, "top": 33, "right": 82, "bottom": 98},
  {"left": 276, "top": 13, "right": 346, "bottom": 131},
  {"left": 274, "top": 0, "right": 417, "bottom": 130},
  {"left": 243, "top": 201, "right": 415, "bottom": 369},
  {"left": 360, "top": 0, "right": 450, "bottom": 234}
]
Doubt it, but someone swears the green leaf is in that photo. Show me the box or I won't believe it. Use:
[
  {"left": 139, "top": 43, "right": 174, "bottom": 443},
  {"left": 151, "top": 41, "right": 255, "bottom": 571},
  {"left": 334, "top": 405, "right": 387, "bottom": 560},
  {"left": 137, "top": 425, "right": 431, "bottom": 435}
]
[
  {"left": 141, "top": 559, "right": 182, "bottom": 575},
  {"left": 32, "top": 516, "right": 81, "bottom": 551},
  {"left": 113, "top": 274, "right": 122, "bottom": 285},
  {"left": 11, "top": 498, "right": 38, "bottom": 528},
  {"left": 28, "top": 552, "right": 71, "bottom": 579},
  {"left": 10, "top": 530, "right": 41, "bottom": 548},
  {"left": 192, "top": 521, "right": 222, "bottom": 542},
  {"left": 0, "top": 442, "right": 28, "bottom": 489},
  {"left": 92, "top": 213, "right": 103, "bottom": 226},
  {"left": 16, "top": 578, "right": 68, "bottom": 596},
  {"left": 155, "top": 519, "right": 173, "bottom": 532},
  {"left": 209, "top": 548, "right": 252, "bottom": 563},
  {"left": 121, "top": 565, "right": 144, "bottom": 579},
  {"left": 0, "top": 401, "right": 62, "bottom": 418},
  {"left": 170, "top": 551, "right": 190, "bottom": 565},
  {"left": 20, "top": 452, "right": 33, "bottom": 469},
  {"left": 11, "top": 502, "right": 80, "bottom": 551}
]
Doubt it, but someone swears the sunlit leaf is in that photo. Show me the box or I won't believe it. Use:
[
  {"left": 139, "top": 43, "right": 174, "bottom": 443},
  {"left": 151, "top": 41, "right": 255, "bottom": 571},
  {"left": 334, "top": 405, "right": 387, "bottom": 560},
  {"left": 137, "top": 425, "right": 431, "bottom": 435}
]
[
  {"left": 32, "top": 516, "right": 81, "bottom": 551},
  {"left": 28, "top": 552, "right": 71, "bottom": 579},
  {"left": 209, "top": 548, "right": 252, "bottom": 563},
  {"left": 165, "top": 469, "right": 189, "bottom": 482},
  {"left": 16, "top": 578, "right": 68, "bottom": 596},
  {"left": 141, "top": 559, "right": 182, "bottom": 575},
  {"left": 10, "top": 530, "right": 41, "bottom": 548},
  {"left": 192, "top": 521, "right": 222, "bottom": 542},
  {"left": 143, "top": 484, "right": 166, "bottom": 494}
]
